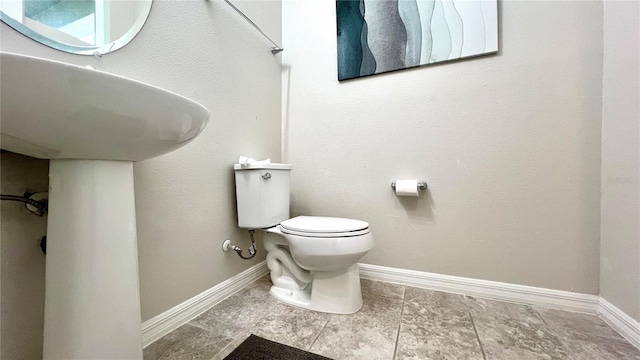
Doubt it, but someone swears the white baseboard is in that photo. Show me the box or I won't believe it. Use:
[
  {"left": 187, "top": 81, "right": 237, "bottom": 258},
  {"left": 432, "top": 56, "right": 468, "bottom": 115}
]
[
  {"left": 599, "top": 297, "right": 640, "bottom": 349},
  {"left": 359, "top": 263, "right": 640, "bottom": 350},
  {"left": 358, "top": 263, "right": 600, "bottom": 314},
  {"left": 140, "top": 261, "right": 639, "bottom": 351},
  {"left": 141, "top": 261, "right": 269, "bottom": 348}
]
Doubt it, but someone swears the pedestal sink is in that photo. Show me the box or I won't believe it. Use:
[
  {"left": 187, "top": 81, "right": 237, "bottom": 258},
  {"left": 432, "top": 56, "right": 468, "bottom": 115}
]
[{"left": 0, "top": 52, "right": 210, "bottom": 359}]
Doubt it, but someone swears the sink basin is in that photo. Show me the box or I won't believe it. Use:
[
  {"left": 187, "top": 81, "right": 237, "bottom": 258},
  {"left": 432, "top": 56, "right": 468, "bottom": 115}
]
[
  {"left": 0, "top": 52, "right": 209, "bottom": 161},
  {"left": 0, "top": 52, "right": 210, "bottom": 359}
]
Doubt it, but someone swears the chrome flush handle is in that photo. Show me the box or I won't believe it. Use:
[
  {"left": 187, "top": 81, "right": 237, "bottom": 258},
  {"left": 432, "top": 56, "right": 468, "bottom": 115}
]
[{"left": 262, "top": 172, "right": 272, "bottom": 180}]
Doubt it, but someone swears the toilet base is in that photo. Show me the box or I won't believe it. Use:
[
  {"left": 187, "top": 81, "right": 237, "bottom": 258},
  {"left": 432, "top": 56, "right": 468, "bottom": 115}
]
[{"left": 270, "top": 264, "right": 363, "bottom": 314}]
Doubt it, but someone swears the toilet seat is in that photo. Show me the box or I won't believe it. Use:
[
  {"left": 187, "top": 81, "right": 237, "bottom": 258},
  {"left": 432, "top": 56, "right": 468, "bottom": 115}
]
[{"left": 280, "top": 216, "right": 370, "bottom": 238}]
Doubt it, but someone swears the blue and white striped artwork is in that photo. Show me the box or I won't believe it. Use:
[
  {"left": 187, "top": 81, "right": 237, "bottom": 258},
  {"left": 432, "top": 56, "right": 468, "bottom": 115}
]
[{"left": 336, "top": 0, "right": 498, "bottom": 80}]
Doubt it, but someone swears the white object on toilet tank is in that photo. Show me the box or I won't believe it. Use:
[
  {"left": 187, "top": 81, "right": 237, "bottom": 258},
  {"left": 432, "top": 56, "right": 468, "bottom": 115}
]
[{"left": 234, "top": 162, "right": 293, "bottom": 229}]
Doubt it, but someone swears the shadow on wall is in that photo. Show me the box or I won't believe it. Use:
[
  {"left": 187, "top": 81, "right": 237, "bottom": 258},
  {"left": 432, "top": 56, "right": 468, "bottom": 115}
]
[
  {"left": 394, "top": 188, "right": 435, "bottom": 222},
  {"left": 290, "top": 193, "right": 311, "bottom": 218},
  {"left": 1, "top": 151, "right": 49, "bottom": 360},
  {"left": 290, "top": 186, "right": 435, "bottom": 224},
  {"left": 281, "top": 64, "right": 292, "bottom": 163}
]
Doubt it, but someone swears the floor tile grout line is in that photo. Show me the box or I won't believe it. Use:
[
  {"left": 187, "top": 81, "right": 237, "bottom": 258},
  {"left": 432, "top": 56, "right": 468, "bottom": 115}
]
[
  {"left": 154, "top": 323, "right": 239, "bottom": 359},
  {"left": 464, "top": 295, "right": 487, "bottom": 360},
  {"left": 210, "top": 333, "right": 246, "bottom": 360},
  {"left": 536, "top": 307, "right": 573, "bottom": 355},
  {"left": 462, "top": 295, "right": 486, "bottom": 359},
  {"left": 468, "top": 311, "right": 487, "bottom": 360},
  {"left": 308, "top": 315, "right": 332, "bottom": 352},
  {"left": 186, "top": 321, "right": 223, "bottom": 334},
  {"left": 535, "top": 307, "right": 550, "bottom": 326},
  {"left": 391, "top": 298, "right": 406, "bottom": 360},
  {"left": 532, "top": 309, "right": 581, "bottom": 358}
]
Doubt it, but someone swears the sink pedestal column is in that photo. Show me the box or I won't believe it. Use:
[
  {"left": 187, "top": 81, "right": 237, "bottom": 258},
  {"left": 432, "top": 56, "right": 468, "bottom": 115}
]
[{"left": 43, "top": 160, "right": 142, "bottom": 359}]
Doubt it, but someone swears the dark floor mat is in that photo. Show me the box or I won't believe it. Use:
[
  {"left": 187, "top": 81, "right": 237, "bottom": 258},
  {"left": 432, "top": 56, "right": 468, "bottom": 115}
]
[{"left": 224, "top": 334, "right": 332, "bottom": 360}]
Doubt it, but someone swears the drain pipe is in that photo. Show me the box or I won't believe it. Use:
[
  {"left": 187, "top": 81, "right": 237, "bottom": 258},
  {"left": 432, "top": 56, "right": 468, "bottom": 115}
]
[
  {"left": 0, "top": 192, "right": 48, "bottom": 216},
  {"left": 222, "top": 230, "right": 257, "bottom": 260},
  {"left": 1, "top": 192, "right": 49, "bottom": 254}
]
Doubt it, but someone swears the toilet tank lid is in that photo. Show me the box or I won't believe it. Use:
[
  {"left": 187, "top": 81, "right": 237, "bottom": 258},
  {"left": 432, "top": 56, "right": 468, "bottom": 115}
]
[
  {"left": 233, "top": 163, "right": 293, "bottom": 170},
  {"left": 281, "top": 216, "right": 369, "bottom": 234}
]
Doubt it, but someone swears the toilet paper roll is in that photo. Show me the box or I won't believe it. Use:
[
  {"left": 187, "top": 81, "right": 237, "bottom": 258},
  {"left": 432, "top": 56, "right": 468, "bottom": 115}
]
[{"left": 395, "top": 180, "right": 420, "bottom": 197}]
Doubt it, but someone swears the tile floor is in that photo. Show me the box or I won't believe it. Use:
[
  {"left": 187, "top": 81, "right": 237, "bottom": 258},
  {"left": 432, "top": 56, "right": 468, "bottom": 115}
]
[{"left": 144, "top": 276, "right": 640, "bottom": 360}]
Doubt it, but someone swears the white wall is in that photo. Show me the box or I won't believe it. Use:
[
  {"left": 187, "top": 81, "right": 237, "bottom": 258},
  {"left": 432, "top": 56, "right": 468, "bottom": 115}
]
[
  {"left": 283, "top": 0, "right": 603, "bottom": 294},
  {"left": 600, "top": 0, "right": 640, "bottom": 322},
  {"left": 0, "top": 152, "right": 49, "bottom": 360},
  {"left": 1, "top": 0, "right": 282, "bottom": 328}
]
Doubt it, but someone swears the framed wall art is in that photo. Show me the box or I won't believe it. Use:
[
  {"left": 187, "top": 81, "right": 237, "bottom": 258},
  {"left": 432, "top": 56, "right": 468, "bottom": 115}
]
[{"left": 337, "top": 0, "right": 498, "bottom": 80}]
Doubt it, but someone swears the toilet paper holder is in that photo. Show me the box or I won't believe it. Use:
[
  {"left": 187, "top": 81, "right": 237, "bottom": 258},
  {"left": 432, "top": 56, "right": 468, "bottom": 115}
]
[{"left": 391, "top": 181, "right": 428, "bottom": 191}]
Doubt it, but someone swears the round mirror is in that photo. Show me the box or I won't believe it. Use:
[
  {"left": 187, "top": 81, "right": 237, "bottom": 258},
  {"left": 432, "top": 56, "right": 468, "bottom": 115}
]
[{"left": 0, "top": 0, "right": 152, "bottom": 55}]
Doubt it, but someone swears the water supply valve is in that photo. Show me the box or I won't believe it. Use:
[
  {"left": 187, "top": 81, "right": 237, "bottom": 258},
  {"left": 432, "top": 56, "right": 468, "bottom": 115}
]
[{"left": 222, "top": 230, "right": 257, "bottom": 260}]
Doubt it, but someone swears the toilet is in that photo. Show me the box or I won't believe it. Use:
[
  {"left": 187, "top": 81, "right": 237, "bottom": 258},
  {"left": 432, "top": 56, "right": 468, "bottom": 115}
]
[{"left": 234, "top": 162, "right": 374, "bottom": 314}]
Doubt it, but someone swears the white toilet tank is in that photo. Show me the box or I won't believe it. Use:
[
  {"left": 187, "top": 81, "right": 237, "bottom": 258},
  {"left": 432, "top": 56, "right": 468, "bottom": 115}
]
[{"left": 234, "top": 163, "right": 293, "bottom": 229}]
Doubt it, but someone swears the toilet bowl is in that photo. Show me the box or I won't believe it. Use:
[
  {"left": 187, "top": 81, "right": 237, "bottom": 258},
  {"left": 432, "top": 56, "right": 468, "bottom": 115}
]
[
  {"left": 263, "top": 216, "right": 374, "bottom": 314},
  {"left": 234, "top": 162, "right": 375, "bottom": 314}
]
